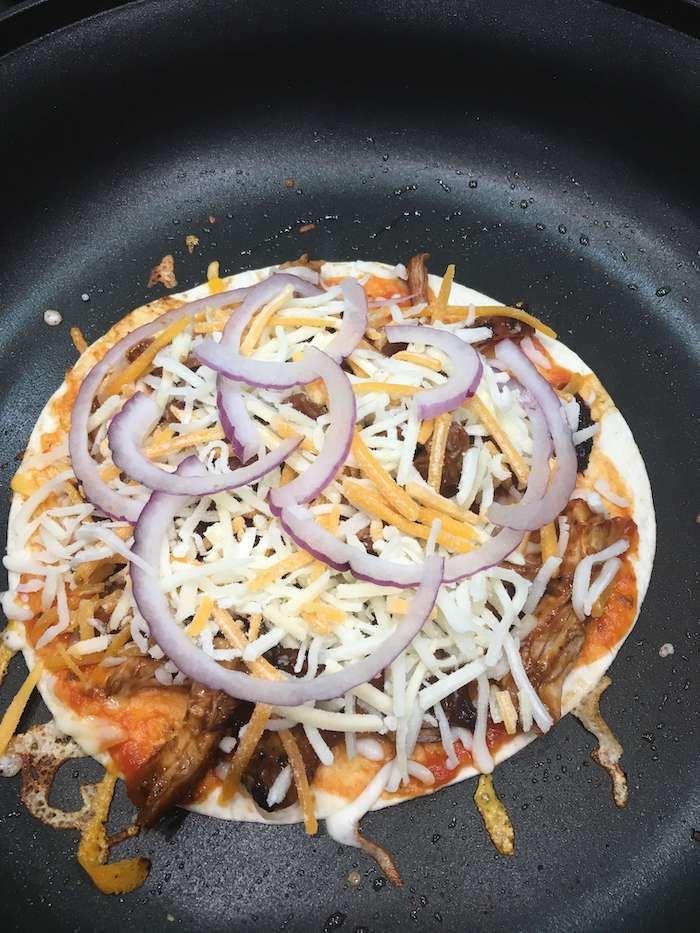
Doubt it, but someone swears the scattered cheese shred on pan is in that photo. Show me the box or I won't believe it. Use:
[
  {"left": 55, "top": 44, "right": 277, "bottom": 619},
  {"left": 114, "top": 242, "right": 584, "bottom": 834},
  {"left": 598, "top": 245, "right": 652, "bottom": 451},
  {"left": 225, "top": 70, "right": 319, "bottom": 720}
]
[
  {"left": 467, "top": 396, "right": 529, "bottom": 486},
  {"left": 207, "top": 260, "right": 225, "bottom": 294},
  {"left": 572, "top": 675, "right": 628, "bottom": 808},
  {"left": 280, "top": 728, "right": 318, "bottom": 835},
  {"left": 70, "top": 327, "right": 88, "bottom": 354},
  {"left": 352, "top": 431, "right": 419, "bottom": 521},
  {"left": 473, "top": 774, "right": 515, "bottom": 856},
  {"left": 427, "top": 413, "right": 451, "bottom": 492},
  {"left": 103, "top": 316, "right": 190, "bottom": 397},
  {"left": 1, "top": 632, "right": 17, "bottom": 686},
  {"left": 77, "top": 770, "right": 149, "bottom": 894},
  {"left": 185, "top": 595, "right": 214, "bottom": 637},
  {"left": 0, "top": 660, "right": 44, "bottom": 756}
]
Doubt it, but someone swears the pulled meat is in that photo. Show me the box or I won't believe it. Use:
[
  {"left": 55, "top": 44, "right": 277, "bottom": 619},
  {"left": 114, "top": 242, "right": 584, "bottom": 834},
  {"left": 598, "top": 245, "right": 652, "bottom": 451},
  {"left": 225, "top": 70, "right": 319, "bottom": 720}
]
[
  {"left": 128, "top": 682, "right": 241, "bottom": 828},
  {"left": 278, "top": 253, "right": 324, "bottom": 272},
  {"left": 513, "top": 501, "right": 636, "bottom": 720},
  {"left": 104, "top": 657, "right": 162, "bottom": 697},
  {"left": 406, "top": 252, "right": 431, "bottom": 305},
  {"left": 475, "top": 314, "right": 534, "bottom": 353},
  {"left": 381, "top": 339, "right": 408, "bottom": 357},
  {"left": 242, "top": 725, "right": 328, "bottom": 812},
  {"left": 126, "top": 338, "right": 153, "bottom": 363},
  {"left": 288, "top": 392, "right": 326, "bottom": 420},
  {"left": 414, "top": 421, "right": 470, "bottom": 498},
  {"left": 441, "top": 684, "right": 476, "bottom": 730}
]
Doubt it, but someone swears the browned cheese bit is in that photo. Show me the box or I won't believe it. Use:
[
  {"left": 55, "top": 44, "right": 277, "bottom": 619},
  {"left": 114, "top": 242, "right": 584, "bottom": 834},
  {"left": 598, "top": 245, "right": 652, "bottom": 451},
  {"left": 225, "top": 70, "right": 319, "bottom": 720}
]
[{"left": 572, "top": 675, "right": 629, "bottom": 808}]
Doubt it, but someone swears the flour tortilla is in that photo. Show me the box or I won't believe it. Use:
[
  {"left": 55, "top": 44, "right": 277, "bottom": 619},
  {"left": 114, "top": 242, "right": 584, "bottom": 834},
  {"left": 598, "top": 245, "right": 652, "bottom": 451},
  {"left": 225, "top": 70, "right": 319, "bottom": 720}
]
[{"left": 7, "top": 262, "right": 656, "bottom": 824}]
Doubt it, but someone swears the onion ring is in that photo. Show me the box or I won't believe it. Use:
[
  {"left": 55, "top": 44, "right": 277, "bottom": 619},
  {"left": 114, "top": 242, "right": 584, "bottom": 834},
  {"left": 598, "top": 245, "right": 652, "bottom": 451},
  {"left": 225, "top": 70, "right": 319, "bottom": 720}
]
[
  {"left": 108, "top": 391, "right": 300, "bottom": 496},
  {"left": 131, "top": 456, "right": 444, "bottom": 705}
]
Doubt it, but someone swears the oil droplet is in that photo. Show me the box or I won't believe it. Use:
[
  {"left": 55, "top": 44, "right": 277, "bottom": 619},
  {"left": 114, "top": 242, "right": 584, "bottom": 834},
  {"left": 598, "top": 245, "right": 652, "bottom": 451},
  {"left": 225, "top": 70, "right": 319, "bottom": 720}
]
[
  {"left": 324, "top": 911, "right": 346, "bottom": 932},
  {"left": 468, "top": 179, "right": 478, "bottom": 189},
  {"left": 535, "top": 222, "right": 545, "bottom": 231},
  {"left": 437, "top": 179, "right": 452, "bottom": 192},
  {"left": 373, "top": 877, "right": 386, "bottom": 891},
  {"left": 43, "top": 309, "right": 62, "bottom": 326},
  {"left": 347, "top": 870, "right": 362, "bottom": 888},
  {"left": 656, "top": 286, "right": 671, "bottom": 297},
  {"left": 519, "top": 199, "right": 528, "bottom": 209},
  {"left": 579, "top": 235, "right": 589, "bottom": 246},
  {"left": 558, "top": 224, "right": 567, "bottom": 234},
  {"left": 81, "top": 293, "right": 90, "bottom": 302},
  {"left": 627, "top": 282, "right": 638, "bottom": 291}
]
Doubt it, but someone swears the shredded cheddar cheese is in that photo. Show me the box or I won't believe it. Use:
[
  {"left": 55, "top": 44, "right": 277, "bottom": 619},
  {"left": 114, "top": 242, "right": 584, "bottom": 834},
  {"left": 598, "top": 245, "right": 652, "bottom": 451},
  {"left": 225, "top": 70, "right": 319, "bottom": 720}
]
[
  {"left": 271, "top": 418, "right": 318, "bottom": 453},
  {"left": 103, "top": 317, "right": 190, "bottom": 398},
  {"left": 441, "top": 304, "right": 557, "bottom": 339},
  {"left": 392, "top": 350, "right": 443, "bottom": 372},
  {"left": 241, "top": 286, "right": 295, "bottom": 355},
  {"left": 427, "top": 413, "right": 451, "bottom": 492},
  {"left": 539, "top": 523, "right": 559, "bottom": 564},
  {"left": 417, "top": 419, "right": 434, "bottom": 445},
  {"left": 185, "top": 596, "right": 214, "bottom": 638},
  {"left": 386, "top": 596, "right": 438, "bottom": 621},
  {"left": 269, "top": 315, "right": 341, "bottom": 330},
  {"left": 0, "top": 660, "right": 44, "bottom": 756},
  {"left": 10, "top": 472, "right": 35, "bottom": 497},
  {"left": 467, "top": 396, "right": 528, "bottom": 486},
  {"left": 352, "top": 432, "right": 419, "bottom": 522},
  {"left": 70, "top": 327, "right": 88, "bottom": 354},
  {"left": 219, "top": 703, "right": 272, "bottom": 803},
  {"left": 428, "top": 264, "right": 455, "bottom": 321},
  {"left": 207, "top": 260, "right": 226, "bottom": 294},
  {"left": 247, "top": 550, "right": 314, "bottom": 593},
  {"left": 342, "top": 480, "right": 473, "bottom": 554},
  {"left": 144, "top": 426, "right": 225, "bottom": 459},
  {"left": 405, "top": 482, "right": 485, "bottom": 526},
  {"left": 352, "top": 382, "right": 418, "bottom": 398},
  {"left": 279, "top": 728, "right": 318, "bottom": 835},
  {"left": 77, "top": 769, "right": 149, "bottom": 894}
]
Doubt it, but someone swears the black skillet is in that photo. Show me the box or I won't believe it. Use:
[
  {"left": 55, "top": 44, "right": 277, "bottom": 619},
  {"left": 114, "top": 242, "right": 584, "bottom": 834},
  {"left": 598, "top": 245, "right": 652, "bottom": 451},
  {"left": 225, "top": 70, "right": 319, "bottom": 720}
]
[{"left": 0, "top": 1, "right": 698, "bottom": 930}]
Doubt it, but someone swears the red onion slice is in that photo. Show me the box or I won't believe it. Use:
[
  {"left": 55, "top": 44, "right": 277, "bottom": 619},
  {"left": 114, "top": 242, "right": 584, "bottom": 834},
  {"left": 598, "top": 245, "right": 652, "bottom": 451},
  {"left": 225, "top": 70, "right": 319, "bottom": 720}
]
[
  {"left": 323, "top": 278, "right": 368, "bottom": 362},
  {"left": 268, "top": 346, "right": 356, "bottom": 513},
  {"left": 131, "top": 457, "right": 443, "bottom": 705},
  {"left": 68, "top": 284, "right": 257, "bottom": 522},
  {"left": 384, "top": 324, "right": 482, "bottom": 420},
  {"left": 278, "top": 500, "right": 524, "bottom": 588},
  {"left": 108, "top": 391, "right": 300, "bottom": 495},
  {"left": 215, "top": 274, "right": 322, "bottom": 463},
  {"left": 487, "top": 340, "right": 577, "bottom": 531}
]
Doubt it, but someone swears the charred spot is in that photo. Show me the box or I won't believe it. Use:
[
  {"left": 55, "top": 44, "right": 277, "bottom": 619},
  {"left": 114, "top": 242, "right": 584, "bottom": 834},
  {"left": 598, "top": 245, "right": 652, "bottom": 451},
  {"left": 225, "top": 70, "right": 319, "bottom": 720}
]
[{"left": 574, "top": 394, "right": 595, "bottom": 474}]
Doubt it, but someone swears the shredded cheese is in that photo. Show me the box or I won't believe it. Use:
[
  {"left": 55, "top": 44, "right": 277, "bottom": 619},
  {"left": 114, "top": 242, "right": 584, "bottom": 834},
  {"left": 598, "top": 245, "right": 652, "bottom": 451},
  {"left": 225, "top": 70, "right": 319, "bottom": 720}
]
[
  {"left": 427, "top": 413, "right": 451, "bottom": 492},
  {"left": 352, "top": 432, "right": 419, "bottom": 521},
  {"left": 467, "top": 396, "right": 528, "bottom": 486},
  {"left": 428, "top": 264, "right": 455, "bottom": 321},
  {"left": 219, "top": 703, "right": 272, "bottom": 803},
  {"left": 70, "top": 327, "right": 88, "bottom": 354},
  {"left": 279, "top": 728, "right": 318, "bottom": 835},
  {"left": 0, "top": 661, "right": 44, "bottom": 756},
  {"left": 103, "top": 316, "right": 190, "bottom": 397},
  {"left": 241, "top": 286, "right": 295, "bottom": 355},
  {"left": 185, "top": 596, "right": 214, "bottom": 637},
  {"left": 539, "top": 522, "right": 559, "bottom": 564},
  {"left": 77, "top": 770, "right": 149, "bottom": 894}
]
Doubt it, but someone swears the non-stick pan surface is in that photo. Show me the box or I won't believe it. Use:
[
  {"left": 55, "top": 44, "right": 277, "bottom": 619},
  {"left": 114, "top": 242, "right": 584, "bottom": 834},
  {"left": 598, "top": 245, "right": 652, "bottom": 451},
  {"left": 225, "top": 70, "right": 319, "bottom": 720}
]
[{"left": 0, "top": 1, "right": 698, "bottom": 930}]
